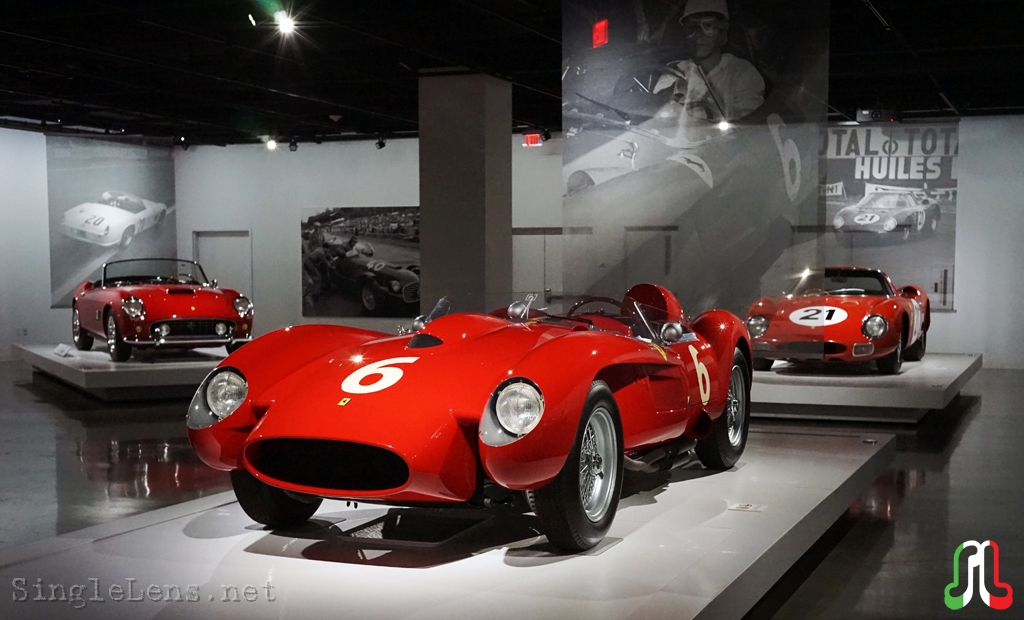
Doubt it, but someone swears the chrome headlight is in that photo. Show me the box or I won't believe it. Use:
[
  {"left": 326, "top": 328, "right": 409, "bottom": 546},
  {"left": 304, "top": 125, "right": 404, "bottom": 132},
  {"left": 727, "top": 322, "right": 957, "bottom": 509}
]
[
  {"left": 390, "top": 280, "right": 401, "bottom": 293},
  {"left": 833, "top": 215, "right": 844, "bottom": 229},
  {"left": 122, "top": 297, "right": 145, "bottom": 319},
  {"left": 746, "top": 315, "right": 769, "bottom": 339},
  {"left": 187, "top": 368, "right": 247, "bottom": 430},
  {"left": 883, "top": 218, "right": 897, "bottom": 232},
  {"left": 862, "top": 315, "right": 889, "bottom": 340},
  {"left": 494, "top": 381, "right": 544, "bottom": 437},
  {"left": 232, "top": 296, "right": 253, "bottom": 317}
]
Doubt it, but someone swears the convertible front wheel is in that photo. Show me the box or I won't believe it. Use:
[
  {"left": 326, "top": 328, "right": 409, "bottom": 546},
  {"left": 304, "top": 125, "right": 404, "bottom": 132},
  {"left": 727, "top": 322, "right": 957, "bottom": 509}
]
[
  {"left": 532, "top": 380, "right": 623, "bottom": 552},
  {"left": 696, "top": 349, "right": 750, "bottom": 470},
  {"left": 105, "top": 311, "right": 131, "bottom": 362},
  {"left": 72, "top": 305, "right": 93, "bottom": 350},
  {"left": 231, "top": 469, "right": 323, "bottom": 528},
  {"left": 360, "top": 283, "right": 378, "bottom": 313}
]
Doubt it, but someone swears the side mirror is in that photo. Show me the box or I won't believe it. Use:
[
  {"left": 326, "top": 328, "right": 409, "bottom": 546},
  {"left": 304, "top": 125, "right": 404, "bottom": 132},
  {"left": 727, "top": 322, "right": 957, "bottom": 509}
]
[
  {"left": 507, "top": 301, "right": 529, "bottom": 322},
  {"left": 660, "top": 322, "right": 684, "bottom": 344},
  {"left": 210, "top": 279, "right": 218, "bottom": 288}
]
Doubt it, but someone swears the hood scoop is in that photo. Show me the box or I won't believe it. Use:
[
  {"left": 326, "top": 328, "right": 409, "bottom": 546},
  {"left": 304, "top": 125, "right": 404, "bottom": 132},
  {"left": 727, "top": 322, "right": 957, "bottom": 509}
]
[
  {"left": 166, "top": 289, "right": 196, "bottom": 295},
  {"left": 407, "top": 333, "right": 443, "bottom": 349}
]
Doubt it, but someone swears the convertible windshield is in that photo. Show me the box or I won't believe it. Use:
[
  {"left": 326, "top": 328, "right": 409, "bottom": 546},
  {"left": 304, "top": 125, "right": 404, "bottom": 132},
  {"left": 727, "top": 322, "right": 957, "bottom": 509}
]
[
  {"left": 787, "top": 269, "right": 892, "bottom": 297},
  {"left": 99, "top": 192, "right": 146, "bottom": 214},
  {"left": 103, "top": 259, "right": 208, "bottom": 286}
]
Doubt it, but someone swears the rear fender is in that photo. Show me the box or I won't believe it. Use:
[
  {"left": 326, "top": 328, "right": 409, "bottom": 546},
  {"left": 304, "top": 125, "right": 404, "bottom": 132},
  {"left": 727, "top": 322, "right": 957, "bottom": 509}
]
[
  {"left": 479, "top": 331, "right": 657, "bottom": 490},
  {"left": 188, "top": 324, "right": 387, "bottom": 470},
  {"left": 689, "top": 309, "right": 749, "bottom": 419}
]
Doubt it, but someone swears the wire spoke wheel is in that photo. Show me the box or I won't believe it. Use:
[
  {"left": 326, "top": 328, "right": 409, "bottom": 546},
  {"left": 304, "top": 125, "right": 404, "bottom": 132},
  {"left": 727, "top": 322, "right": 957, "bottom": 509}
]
[
  {"left": 106, "top": 314, "right": 118, "bottom": 354},
  {"left": 578, "top": 405, "right": 616, "bottom": 522},
  {"left": 726, "top": 364, "right": 747, "bottom": 447}
]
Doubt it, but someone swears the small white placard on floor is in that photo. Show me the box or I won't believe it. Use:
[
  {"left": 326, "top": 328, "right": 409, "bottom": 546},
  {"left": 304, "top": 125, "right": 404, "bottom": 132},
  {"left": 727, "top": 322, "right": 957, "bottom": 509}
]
[
  {"left": 52, "top": 344, "right": 74, "bottom": 357},
  {"left": 729, "top": 503, "right": 767, "bottom": 512}
]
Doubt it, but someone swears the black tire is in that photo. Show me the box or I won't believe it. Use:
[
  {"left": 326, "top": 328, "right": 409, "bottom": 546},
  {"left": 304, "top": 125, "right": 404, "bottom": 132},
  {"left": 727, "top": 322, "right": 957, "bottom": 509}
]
[
  {"left": 104, "top": 310, "right": 132, "bottom": 362},
  {"left": 904, "top": 330, "right": 926, "bottom": 362},
  {"left": 532, "top": 380, "right": 624, "bottom": 552},
  {"left": 231, "top": 469, "right": 322, "bottom": 528},
  {"left": 898, "top": 224, "right": 911, "bottom": 241},
  {"left": 360, "top": 282, "right": 379, "bottom": 313},
  {"left": 119, "top": 225, "right": 136, "bottom": 250},
  {"left": 696, "top": 349, "right": 751, "bottom": 470},
  {"left": 72, "top": 304, "right": 93, "bottom": 350},
  {"left": 752, "top": 357, "right": 774, "bottom": 372},
  {"left": 226, "top": 341, "right": 246, "bottom": 354},
  {"left": 924, "top": 207, "right": 940, "bottom": 236},
  {"left": 877, "top": 324, "right": 905, "bottom": 374}
]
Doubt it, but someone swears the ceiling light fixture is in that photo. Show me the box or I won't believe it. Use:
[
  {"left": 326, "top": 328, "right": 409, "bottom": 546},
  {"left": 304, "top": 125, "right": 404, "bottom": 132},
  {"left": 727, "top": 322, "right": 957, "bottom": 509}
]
[
  {"left": 274, "top": 11, "right": 295, "bottom": 34},
  {"left": 248, "top": 13, "right": 256, "bottom": 26},
  {"left": 267, "top": 139, "right": 277, "bottom": 150},
  {"left": 717, "top": 120, "right": 731, "bottom": 131},
  {"left": 288, "top": 139, "right": 298, "bottom": 152},
  {"left": 375, "top": 137, "right": 386, "bottom": 149}
]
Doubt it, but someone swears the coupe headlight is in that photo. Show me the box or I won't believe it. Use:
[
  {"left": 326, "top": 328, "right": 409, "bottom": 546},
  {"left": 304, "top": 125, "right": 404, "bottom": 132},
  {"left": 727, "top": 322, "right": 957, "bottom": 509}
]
[
  {"left": 122, "top": 297, "right": 145, "bottom": 319},
  {"left": 833, "top": 215, "right": 844, "bottom": 229},
  {"left": 206, "top": 370, "right": 247, "bottom": 420},
  {"left": 862, "top": 315, "right": 889, "bottom": 340},
  {"left": 390, "top": 281, "right": 401, "bottom": 293},
  {"left": 883, "top": 218, "right": 897, "bottom": 232},
  {"left": 746, "top": 315, "right": 769, "bottom": 339},
  {"left": 232, "top": 296, "right": 253, "bottom": 317},
  {"left": 495, "top": 381, "right": 544, "bottom": 437}
]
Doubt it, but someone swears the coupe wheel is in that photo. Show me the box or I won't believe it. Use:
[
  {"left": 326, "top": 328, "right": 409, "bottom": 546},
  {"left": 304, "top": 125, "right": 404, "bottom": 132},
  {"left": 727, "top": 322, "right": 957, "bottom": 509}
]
[
  {"left": 72, "top": 305, "right": 93, "bottom": 350},
  {"left": 696, "top": 349, "right": 751, "bottom": 470},
  {"left": 532, "top": 380, "right": 623, "bottom": 552},
  {"left": 925, "top": 208, "right": 940, "bottom": 236},
  {"left": 752, "top": 357, "right": 774, "bottom": 372},
  {"left": 105, "top": 311, "right": 132, "bottom": 362},
  {"left": 360, "top": 283, "right": 378, "bottom": 313},
  {"left": 231, "top": 469, "right": 323, "bottom": 528},
  {"left": 119, "top": 226, "right": 136, "bottom": 250},
  {"left": 877, "top": 326, "right": 905, "bottom": 374},
  {"left": 904, "top": 330, "right": 927, "bottom": 362}
]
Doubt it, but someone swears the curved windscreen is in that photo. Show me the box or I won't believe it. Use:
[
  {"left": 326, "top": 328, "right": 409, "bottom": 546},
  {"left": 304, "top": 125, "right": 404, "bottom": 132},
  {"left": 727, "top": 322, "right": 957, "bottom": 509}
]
[
  {"left": 103, "top": 259, "right": 208, "bottom": 286},
  {"left": 787, "top": 269, "right": 892, "bottom": 297}
]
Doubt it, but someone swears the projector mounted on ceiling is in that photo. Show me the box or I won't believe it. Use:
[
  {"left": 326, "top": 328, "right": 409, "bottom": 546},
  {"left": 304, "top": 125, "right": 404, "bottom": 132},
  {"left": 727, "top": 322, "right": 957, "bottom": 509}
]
[{"left": 856, "top": 108, "right": 901, "bottom": 123}]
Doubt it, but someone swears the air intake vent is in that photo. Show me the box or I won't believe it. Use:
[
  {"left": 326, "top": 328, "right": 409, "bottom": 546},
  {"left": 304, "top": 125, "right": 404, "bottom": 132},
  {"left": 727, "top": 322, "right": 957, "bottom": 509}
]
[
  {"left": 166, "top": 289, "right": 196, "bottom": 295},
  {"left": 407, "top": 333, "right": 443, "bottom": 349},
  {"left": 246, "top": 439, "right": 409, "bottom": 491}
]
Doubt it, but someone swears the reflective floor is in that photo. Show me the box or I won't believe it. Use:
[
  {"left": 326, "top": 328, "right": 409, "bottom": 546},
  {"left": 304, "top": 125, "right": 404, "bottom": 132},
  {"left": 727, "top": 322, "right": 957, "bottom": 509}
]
[{"left": 0, "top": 361, "right": 231, "bottom": 549}]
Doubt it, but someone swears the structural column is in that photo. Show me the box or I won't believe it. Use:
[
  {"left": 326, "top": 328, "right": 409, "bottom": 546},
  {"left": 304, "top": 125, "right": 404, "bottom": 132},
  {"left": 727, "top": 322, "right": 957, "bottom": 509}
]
[{"left": 419, "top": 72, "right": 512, "bottom": 312}]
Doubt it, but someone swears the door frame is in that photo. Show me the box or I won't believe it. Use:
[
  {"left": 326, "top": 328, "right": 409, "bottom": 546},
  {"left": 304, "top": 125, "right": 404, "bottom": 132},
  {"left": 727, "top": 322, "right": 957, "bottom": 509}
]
[{"left": 192, "top": 230, "right": 254, "bottom": 300}]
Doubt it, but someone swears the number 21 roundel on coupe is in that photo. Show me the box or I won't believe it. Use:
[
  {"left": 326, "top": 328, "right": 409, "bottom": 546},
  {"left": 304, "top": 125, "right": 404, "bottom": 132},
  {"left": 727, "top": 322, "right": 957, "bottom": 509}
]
[{"left": 186, "top": 284, "right": 751, "bottom": 552}]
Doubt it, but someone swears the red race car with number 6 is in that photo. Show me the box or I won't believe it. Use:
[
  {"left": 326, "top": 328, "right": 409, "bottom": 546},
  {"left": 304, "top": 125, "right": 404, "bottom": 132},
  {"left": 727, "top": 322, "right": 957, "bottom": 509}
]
[
  {"left": 745, "top": 267, "right": 929, "bottom": 374},
  {"left": 187, "top": 284, "right": 751, "bottom": 552}
]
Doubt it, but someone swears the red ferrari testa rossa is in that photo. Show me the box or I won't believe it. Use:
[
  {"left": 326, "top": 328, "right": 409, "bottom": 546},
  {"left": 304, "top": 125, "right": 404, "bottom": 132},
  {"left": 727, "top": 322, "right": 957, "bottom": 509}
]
[{"left": 187, "top": 284, "right": 751, "bottom": 552}]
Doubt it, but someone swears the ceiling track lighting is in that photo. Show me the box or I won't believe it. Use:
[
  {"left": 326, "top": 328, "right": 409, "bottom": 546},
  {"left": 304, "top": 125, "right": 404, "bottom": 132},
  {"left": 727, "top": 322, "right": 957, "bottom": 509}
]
[
  {"left": 288, "top": 139, "right": 298, "bottom": 152},
  {"left": 266, "top": 139, "right": 277, "bottom": 151},
  {"left": 375, "top": 137, "right": 386, "bottom": 149}
]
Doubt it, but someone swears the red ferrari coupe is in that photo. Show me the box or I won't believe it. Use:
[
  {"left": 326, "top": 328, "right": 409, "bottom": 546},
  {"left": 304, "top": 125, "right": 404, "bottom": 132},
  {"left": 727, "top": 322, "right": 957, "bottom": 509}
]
[
  {"left": 187, "top": 284, "right": 751, "bottom": 552},
  {"left": 745, "top": 267, "right": 929, "bottom": 374},
  {"left": 73, "top": 259, "right": 254, "bottom": 362}
]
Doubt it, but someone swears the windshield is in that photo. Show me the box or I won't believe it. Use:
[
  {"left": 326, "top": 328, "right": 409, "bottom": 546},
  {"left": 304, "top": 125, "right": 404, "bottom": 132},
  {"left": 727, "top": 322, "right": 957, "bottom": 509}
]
[
  {"left": 856, "top": 193, "right": 907, "bottom": 210},
  {"left": 99, "top": 192, "right": 146, "bottom": 214},
  {"left": 787, "top": 269, "right": 892, "bottom": 297},
  {"left": 103, "top": 259, "right": 208, "bottom": 286}
]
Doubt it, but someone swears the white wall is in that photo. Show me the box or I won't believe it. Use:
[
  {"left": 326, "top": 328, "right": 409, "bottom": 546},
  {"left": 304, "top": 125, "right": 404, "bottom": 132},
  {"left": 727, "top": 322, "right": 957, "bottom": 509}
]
[{"left": 926, "top": 116, "right": 1024, "bottom": 367}]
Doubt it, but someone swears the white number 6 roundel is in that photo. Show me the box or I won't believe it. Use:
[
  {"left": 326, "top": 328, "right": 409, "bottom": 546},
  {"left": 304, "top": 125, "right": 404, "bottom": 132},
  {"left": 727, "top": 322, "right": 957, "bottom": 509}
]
[
  {"left": 688, "top": 345, "right": 711, "bottom": 406},
  {"left": 342, "top": 357, "right": 419, "bottom": 394}
]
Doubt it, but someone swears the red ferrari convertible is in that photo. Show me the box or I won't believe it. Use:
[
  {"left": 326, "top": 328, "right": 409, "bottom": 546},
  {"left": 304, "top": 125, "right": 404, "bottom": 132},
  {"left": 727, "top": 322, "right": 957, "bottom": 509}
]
[
  {"left": 73, "top": 259, "right": 254, "bottom": 362},
  {"left": 187, "top": 284, "right": 751, "bottom": 552},
  {"left": 745, "top": 267, "right": 929, "bottom": 374}
]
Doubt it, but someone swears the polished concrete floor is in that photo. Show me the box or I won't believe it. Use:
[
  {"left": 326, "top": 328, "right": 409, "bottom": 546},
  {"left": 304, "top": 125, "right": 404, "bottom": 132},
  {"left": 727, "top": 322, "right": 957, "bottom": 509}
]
[{"left": 1, "top": 360, "right": 1020, "bottom": 619}]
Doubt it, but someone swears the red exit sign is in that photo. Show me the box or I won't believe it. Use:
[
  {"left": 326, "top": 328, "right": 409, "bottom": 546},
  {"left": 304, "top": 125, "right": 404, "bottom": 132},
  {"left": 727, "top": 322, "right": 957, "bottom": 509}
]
[
  {"left": 593, "top": 19, "right": 608, "bottom": 48},
  {"left": 523, "top": 133, "right": 542, "bottom": 147}
]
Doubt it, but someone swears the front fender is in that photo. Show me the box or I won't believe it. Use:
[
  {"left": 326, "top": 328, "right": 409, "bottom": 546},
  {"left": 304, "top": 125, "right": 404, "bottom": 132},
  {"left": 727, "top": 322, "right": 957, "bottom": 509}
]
[{"left": 690, "top": 309, "right": 749, "bottom": 419}]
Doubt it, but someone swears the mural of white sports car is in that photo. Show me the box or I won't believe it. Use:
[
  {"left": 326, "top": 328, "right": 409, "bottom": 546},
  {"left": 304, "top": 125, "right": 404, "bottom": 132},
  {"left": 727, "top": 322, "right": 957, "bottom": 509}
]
[
  {"left": 60, "top": 191, "right": 168, "bottom": 249},
  {"left": 832, "top": 189, "right": 941, "bottom": 246}
]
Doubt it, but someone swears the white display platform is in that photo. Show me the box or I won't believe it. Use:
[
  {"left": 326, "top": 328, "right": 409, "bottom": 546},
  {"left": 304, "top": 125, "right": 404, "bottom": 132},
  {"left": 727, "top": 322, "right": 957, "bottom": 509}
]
[
  {"left": 0, "top": 430, "right": 893, "bottom": 620},
  {"left": 751, "top": 353, "right": 981, "bottom": 423},
  {"left": 15, "top": 344, "right": 225, "bottom": 401}
]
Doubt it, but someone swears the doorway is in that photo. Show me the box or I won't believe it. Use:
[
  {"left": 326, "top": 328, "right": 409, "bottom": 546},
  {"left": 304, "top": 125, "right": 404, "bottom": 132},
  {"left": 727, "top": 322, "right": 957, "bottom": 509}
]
[{"left": 192, "top": 230, "right": 253, "bottom": 299}]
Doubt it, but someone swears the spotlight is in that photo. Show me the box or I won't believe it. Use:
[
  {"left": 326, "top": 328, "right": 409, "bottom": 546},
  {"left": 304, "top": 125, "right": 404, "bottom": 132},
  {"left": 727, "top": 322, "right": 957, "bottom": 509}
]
[
  {"left": 248, "top": 13, "right": 256, "bottom": 26},
  {"left": 717, "top": 120, "right": 731, "bottom": 131},
  {"left": 541, "top": 128, "right": 551, "bottom": 141},
  {"left": 375, "top": 137, "right": 386, "bottom": 149},
  {"left": 274, "top": 11, "right": 295, "bottom": 34},
  {"left": 266, "top": 139, "right": 277, "bottom": 150},
  {"left": 182, "top": 143, "right": 190, "bottom": 151},
  {"left": 288, "top": 139, "right": 298, "bottom": 152}
]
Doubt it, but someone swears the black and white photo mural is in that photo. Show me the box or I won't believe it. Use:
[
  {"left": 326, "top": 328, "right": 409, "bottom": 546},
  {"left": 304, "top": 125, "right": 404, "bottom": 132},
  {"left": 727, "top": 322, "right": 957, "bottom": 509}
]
[
  {"left": 301, "top": 206, "right": 420, "bottom": 318},
  {"left": 46, "top": 136, "right": 176, "bottom": 308},
  {"left": 561, "top": 0, "right": 829, "bottom": 317}
]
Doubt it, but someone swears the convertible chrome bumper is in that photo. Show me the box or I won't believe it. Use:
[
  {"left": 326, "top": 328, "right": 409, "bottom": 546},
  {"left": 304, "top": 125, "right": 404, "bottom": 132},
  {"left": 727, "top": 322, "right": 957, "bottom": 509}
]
[{"left": 125, "top": 337, "right": 252, "bottom": 348}]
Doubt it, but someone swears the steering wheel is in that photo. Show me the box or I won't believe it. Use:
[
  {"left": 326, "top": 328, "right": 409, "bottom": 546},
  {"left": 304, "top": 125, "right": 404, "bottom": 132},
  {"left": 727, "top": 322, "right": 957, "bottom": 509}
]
[
  {"left": 174, "top": 273, "right": 196, "bottom": 284},
  {"left": 566, "top": 296, "right": 627, "bottom": 317}
]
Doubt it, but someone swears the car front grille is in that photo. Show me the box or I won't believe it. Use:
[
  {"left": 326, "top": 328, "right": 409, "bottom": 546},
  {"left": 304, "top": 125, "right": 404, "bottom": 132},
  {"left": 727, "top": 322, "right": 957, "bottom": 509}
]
[
  {"left": 776, "top": 341, "right": 847, "bottom": 356},
  {"left": 151, "top": 318, "right": 234, "bottom": 340},
  {"left": 402, "top": 281, "right": 420, "bottom": 303},
  {"left": 245, "top": 439, "right": 410, "bottom": 492}
]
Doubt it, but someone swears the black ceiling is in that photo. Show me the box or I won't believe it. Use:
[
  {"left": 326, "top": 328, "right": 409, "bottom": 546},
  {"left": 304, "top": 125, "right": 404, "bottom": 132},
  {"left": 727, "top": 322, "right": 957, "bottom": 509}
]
[{"left": 1, "top": 0, "right": 1021, "bottom": 146}]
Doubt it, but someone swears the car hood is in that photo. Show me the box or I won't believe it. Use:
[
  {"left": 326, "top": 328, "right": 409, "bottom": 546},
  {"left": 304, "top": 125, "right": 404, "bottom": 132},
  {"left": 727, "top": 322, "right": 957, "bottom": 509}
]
[
  {"left": 63, "top": 203, "right": 134, "bottom": 228},
  {"left": 114, "top": 284, "right": 240, "bottom": 312}
]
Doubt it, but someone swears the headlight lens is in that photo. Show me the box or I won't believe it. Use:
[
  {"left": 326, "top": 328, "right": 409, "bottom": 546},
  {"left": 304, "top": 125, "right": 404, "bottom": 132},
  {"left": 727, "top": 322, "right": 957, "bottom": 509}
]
[
  {"left": 390, "top": 280, "right": 401, "bottom": 293},
  {"left": 862, "top": 315, "right": 888, "bottom": 340},
  {"left": 122, "top": 297, "right": 145, "bottom": 319},
  {"left": 883, "top": 218, "right": 897, "bottom": 232},
  {"left": 205, "top": 370, "right": 247, "bottom": 420},
  {"left": 495, "top": 381, "right": 544, "bottom": 436},
  {"left": 746, "top": 315, "right": 769, "bottom": 338},
  {"left": 232, "top": 296, "right": 253, "bottom": 317},
  {"left": 833, "top": 215, "right": 844, "bottom": 229}
]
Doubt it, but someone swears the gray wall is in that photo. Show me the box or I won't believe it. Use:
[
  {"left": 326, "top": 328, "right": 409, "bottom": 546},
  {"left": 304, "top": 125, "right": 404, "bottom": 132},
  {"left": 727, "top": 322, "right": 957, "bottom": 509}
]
[{"left": 2, "top": 120, "right": 1021, "bottom": 367}]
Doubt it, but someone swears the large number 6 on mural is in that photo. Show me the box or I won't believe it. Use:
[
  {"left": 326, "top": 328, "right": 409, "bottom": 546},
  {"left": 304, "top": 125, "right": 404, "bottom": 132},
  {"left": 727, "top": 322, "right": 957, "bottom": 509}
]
[
  {"left": 341, "top": 357, "right": 419, "bottom": 394},
  {"left": 768, "top": 113, "right": 801, "bottom": 202},
  {"left": 688, "top": 345, "right": 711, "bottom": 406}
]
